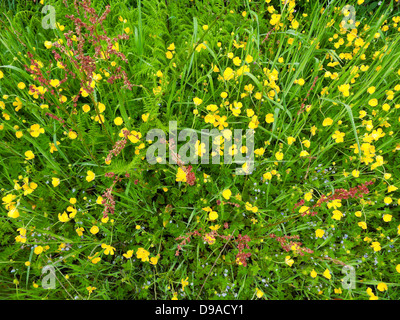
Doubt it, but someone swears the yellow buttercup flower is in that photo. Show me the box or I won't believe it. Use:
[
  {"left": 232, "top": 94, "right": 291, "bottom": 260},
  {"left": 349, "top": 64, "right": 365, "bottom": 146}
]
[
  {"left": 150, "top": 256, "right": 159, "bottom": 265},
  {"left": 358, "top": 221, "right": 367, "bottom": 229},
  {"left": 68, "top": 131, "right": 77, "bottom": 139},
  {"left": 285, "top": 256, "right": 294, "bottom": 267},
  {"left": 377, "top": 282, "right": 388, "bottom": 292},
  {"left": 265, "top": 113, "right": 274, "bottom": 123},
  {"left": 90, "top": 225, "right": 99, "bottom": 234},
  {"left": 76, "top": 227, "right": 84, "bottom": 236},
  {"left": 383, "top": 214, "right": 392, "bottom": 222},
  {"left": 352, "top": 170, "right": 360, "bottom": 177},
  {"left": 275, "top": 151, "right": 283, "bottom": 161},
  {"left": 102, "top": 243, "right": 116, "bottom": 255},
  {"left": 371, "top": 241, "right": 381, "bottom": 252},
  {"left": 310, "top": 269, "right": 317, "bottom": 278},
  {"left": 323, "top": 117, "right": 333, "bottom": 126},
  {"left": 291, "top": 19, "right": 299, "bottom": 29},
  {"left": 323, "top": 268, "right": 331, "bottom": 279},
  {"left": 245, "top": 202, "right": 258, "bottom": 213},
  {"left": 90, "top": 256, "right": 101, "bottom": 264},
  {"left": 166, "top": 51, "right": 173, "bottom": 59},
  {"left": 300, "top": 150, "right": 309, "bottom": 157},
  {"left": 368, "top": 98, "right": 378, "bottom": 107},
  {"left": 223, "top": 67, "right": 235, "bottom": 81},
  {"left": 233, "top": 56, "right": 241, "bottom": 66},
  {"left": 256, "top": 288, "right": 264, "bottom": 298},
  {"left": 82, "top": 104, "right": 90, "bottom": 113},
  {"left": 176, "top": 167, "right": 187, "bottom": 183},
  {"left": 114, "top": 117, "right": 123, "bottom": 125},
  {"left": 195, "top": 42, "right": 207, "bottom": 52},
  {"left": 299, "top": 206, "right": 309, "bottom": 214},
  {"left": 123, "top": 250, "right": 133, "bottom": 259},
  {"left": 384, "top": 197, "right": 392, "bottom": 204},
  {"left": 29, "top": 124, "right": 45, "bottom": 137},
  {"left": 52, "top": 177, "right": 60, "bottom": 187},
  {"left": 332, "top": 210, "right": 343, "bottom": 221},
  {"left": 142, "top": 113, "right": 150, "bottom": 122},
  {"left": 49, "top": 141, "right": 60, "bottom": 153},
  {"left": 34, "top": 246, "right": 43, "bottom": 255},
  {"left": 287, "top": 137, "right": 296, "bottom": 145},
  {"left": 86, "top": 170, "right": 95, "bottom": 182},
  {"left": 209, "top": 210, "right": 218, "bottom": 221},
  {"left": 222, "top": 189, "right": 232, "bottom": 200},
  {"left": 136, "top": 247, "right": 150, "bottom": 261},
  {"left": 193, "top": 97, "right": 203, "bottom": 106},
  {"left": 8, "top": 206, "right": 20, "bottom": 219},
  {"left": 332, "top": 130, "right": 345, "bottom": 143},
  {"left": 58, "top": 211, "right": 70, "bottom": 222},
  {"left": 315, "top": 229, "right": 325, "bottom": 238},
  {"left": 181, "top": 277, "right": 189, "bottom": 291},
  {"left": 25, "top": 150, "right": 35, "bottom": 160},
  {"left": 86, "top": 286, "right": 96, "bottom": 294},
  {"left": 50, "top": 79, "right": 60, "bottom": 87},
  {"left": 263, "top": 172, "right": 272, "bottom": 180},
  {"left": 245, "top": 55, "right": 253, "bottom": 63}
]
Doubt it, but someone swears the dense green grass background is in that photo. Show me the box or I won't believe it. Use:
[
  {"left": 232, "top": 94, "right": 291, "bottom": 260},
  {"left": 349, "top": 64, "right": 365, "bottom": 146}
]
[{"left": 0, "top": 0, "right": 399, "bottom": 300}]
